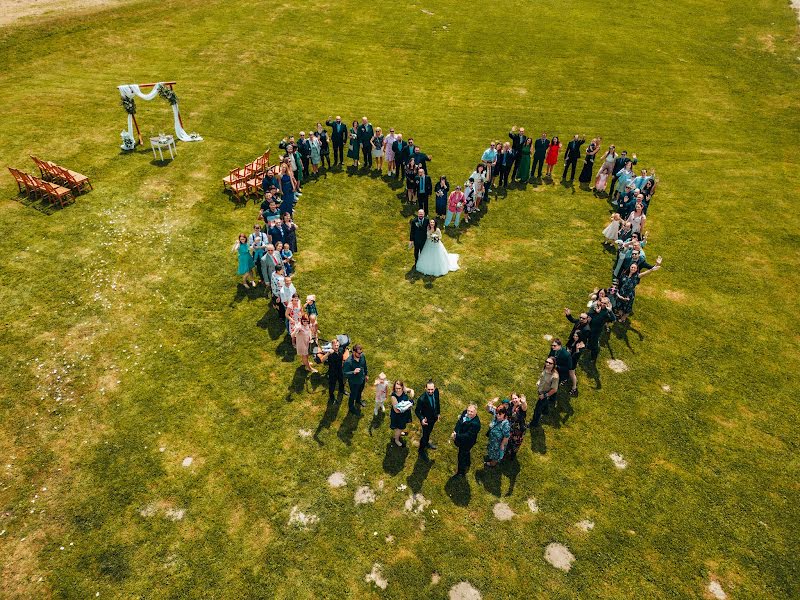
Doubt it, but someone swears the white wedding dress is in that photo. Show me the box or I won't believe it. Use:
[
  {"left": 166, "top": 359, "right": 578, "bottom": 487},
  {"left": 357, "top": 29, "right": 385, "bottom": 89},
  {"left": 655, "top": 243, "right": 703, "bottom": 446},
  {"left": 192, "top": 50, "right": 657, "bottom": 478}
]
[{"left": 416, "top": 229, "right": 459, "bottom": 276}]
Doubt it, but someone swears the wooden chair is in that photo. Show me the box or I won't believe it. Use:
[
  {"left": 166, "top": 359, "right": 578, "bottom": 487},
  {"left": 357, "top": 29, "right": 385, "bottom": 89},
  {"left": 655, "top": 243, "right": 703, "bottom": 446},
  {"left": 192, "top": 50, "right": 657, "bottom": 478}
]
[
  {"left": 41, "top": 180, "right": 73, "bottom": 208},
  {"left": 52, "top": 164, "right": 91, "bottom": 193},
  {"left": 8, "top": 167, "right": 26, "bottom": 193},
  {"left": 223, "top": 167, "right": 247, "bottom": 191},
  {"left": 21, "top": 173, "right": 47, "bottom": 199},
  {"left": 229, "top": 178, "right": 249, "bottom": 203},
  {"left": 30, "top": 156, "right": 56, "bottom": 180}
]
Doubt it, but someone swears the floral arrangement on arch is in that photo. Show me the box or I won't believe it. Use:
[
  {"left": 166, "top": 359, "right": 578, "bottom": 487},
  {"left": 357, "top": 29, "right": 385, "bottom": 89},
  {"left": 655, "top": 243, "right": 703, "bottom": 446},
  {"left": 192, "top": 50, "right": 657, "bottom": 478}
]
[
  {"left": 121, "top": 96, "right": 136, "bottom": 115},
  {"left": 158, "top": 86, "right": 178, "bottom": 105}
]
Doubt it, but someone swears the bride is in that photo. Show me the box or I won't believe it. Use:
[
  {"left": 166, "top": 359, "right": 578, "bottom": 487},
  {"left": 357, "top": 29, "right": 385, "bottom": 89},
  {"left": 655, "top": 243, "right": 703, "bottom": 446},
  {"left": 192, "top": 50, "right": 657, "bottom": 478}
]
[{"left": 415, "top": 219, "right": 459, "bottom": 276}]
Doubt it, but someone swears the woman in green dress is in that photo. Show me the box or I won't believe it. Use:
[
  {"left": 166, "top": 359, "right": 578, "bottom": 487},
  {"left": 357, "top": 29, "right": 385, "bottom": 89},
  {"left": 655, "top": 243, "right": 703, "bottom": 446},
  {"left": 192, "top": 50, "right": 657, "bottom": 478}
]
[
  {"left": 484, "top": 402, "right": 511, "bottom": 467},
  {"left": 347, "top": 120, "right": 360, "bottom": 167},
  {"left": 233, "top": 233, "right": 256, "bottom": 288},
  {"left": 516, "top": 138, "right": 532, "bottom": 181}
]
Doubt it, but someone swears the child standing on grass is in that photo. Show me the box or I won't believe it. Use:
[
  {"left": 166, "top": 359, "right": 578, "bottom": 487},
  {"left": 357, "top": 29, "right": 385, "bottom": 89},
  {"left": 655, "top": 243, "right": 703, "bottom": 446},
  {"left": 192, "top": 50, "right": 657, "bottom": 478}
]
[
  {"left": 281, "top": 244, "right": 294, "bottom": 277},
  {"left": 374, "top": 372, "right": 389, "bottom": 416},
  {"left": 602, "top": 213, "right": 622, "bottom": 245}
]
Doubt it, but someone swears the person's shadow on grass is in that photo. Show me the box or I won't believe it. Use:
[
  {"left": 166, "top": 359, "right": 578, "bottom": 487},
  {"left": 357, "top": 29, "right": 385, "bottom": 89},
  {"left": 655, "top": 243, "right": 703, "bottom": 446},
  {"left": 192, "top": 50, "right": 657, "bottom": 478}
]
[
  {"left": 500, "top": 458, "right": 521, "bottom": 497},
  {"left": 382, "top": 442, "right": 409, "bottom": 476},
  {"left": 580, "top": 358, "right": 602, "bottom": 391},
  {"left": 314, "top": 398, "right": 343, "bottom": 445},
  {"left": 256, "top": 308, "right": 285, "bottom": 341},
  {"left": 368, "top": 410, "right": 385, "bottom": 436},
  {"left": 530, "top": 426, "right": 547, "bottom": 455},
  {"left": 444, "top": 474, "right": 471, "bottom": 507},
  {"left": 229, "top": 283, "right": 263, "bottom": 307},
  {"left": 474, "top": 464, "right": 502, "bottom": 497},
  {"left": 337, "top": 411, "right": 361, "bottom": 446},
  {"left": 613, "top": 320, "right": 644, "bottom": 350},
  {"left": 285, "top": 366, "right": 308, "bottom": 402},
  {"left": 407, "top": 454, "right": 434, "bottom": 493}
]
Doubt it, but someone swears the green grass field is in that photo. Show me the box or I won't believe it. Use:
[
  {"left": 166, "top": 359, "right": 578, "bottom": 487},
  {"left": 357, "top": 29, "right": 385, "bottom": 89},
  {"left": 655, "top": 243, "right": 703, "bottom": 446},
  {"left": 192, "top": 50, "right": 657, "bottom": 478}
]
[{"left": 1, "top": 1, "right": 799, "bottom": 598}]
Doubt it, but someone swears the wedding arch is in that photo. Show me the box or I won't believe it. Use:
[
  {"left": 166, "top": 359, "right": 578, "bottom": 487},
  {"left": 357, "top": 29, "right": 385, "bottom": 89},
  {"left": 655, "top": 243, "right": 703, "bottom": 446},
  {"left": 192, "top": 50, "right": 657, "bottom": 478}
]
[{"left": 117, "top": 81, "right": 203, "bottom": 146}]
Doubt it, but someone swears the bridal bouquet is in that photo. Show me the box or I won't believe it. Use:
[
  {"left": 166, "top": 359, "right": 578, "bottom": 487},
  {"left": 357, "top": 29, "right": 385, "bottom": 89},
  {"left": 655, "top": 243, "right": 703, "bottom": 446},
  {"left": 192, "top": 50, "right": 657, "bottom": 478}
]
[{"left": 430, "top": 233, "right": 441, "bottom": 244}]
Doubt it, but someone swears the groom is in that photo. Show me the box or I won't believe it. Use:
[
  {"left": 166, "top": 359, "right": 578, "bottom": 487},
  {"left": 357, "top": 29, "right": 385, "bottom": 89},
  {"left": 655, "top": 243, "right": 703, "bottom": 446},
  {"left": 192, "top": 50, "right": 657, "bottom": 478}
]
[{"left": 408, "top": 209, "right": 428, "bottom": 265}]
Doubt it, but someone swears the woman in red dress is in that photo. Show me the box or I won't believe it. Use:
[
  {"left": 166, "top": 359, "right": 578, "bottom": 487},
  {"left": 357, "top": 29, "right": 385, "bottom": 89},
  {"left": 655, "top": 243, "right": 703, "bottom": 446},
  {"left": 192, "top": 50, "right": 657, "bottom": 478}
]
[{"left": 545, "top": 136, "right": 562, "bottom": 178}]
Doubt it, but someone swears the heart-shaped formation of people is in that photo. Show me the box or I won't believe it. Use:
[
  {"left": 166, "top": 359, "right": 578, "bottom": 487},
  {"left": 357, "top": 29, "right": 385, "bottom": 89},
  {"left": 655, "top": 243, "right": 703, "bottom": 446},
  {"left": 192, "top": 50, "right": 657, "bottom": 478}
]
[{"left": 232, "top": 117, "right": 663, "bottom": 465}]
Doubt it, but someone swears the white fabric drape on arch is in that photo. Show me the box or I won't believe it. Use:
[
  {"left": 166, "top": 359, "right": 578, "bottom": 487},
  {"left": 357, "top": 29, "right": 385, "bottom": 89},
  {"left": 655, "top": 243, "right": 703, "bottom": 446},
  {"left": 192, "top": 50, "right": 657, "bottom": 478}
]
[{"left": 118, "top": 83, "right": 202, "bottom": 143}]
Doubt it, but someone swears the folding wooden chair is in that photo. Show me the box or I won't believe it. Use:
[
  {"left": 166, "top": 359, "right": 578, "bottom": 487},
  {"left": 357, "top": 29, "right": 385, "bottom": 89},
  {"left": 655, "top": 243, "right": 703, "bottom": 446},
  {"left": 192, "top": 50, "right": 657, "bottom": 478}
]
[
  {"left": 41, "top": 180, "right": 73, "bottom": 208},
  {"left": 223, "top": 167, "right": 247, "bottom": 191},
  {"left": 8, "top": 167, "right": 26, "bottom": 193},
  {"left": 53, "top": 164, "right": 91, "bottom": 193},
  {"left": 21, "top": 173, "right": 47, "bottom": 199},
  {"left": 30, "top": 156, "right": 55, "bottom": 180}
]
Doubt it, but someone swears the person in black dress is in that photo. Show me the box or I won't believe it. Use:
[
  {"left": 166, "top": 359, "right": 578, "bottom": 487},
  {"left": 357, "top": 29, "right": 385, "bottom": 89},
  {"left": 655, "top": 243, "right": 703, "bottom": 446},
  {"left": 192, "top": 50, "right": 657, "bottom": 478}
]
[
  {"left": 434, "top": 176, "right": 450, "bottom": 217},
  {"left": 280, "top": 212, "right": 298, "bottom": 253},
  {"left": 451, "top": 403, "right": 481, "bottom": 476},
  {"left": 578, "top": 138, "right": 600, "bottom": 184},
  {"left": 325, "top": 116, "right": 348, "bottom": 165},
  {"left": 389, "top": 380, "right": 413, "bottom": 447}
]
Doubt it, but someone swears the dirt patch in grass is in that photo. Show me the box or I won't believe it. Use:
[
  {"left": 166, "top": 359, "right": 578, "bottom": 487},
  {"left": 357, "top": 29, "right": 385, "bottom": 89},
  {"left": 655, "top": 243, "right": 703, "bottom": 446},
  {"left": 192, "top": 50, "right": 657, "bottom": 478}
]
[
  {"left": 404, "top": 493, "right": 430, "bottom": 513},
  {"left": 575, "top": 519, "right": 595, "bottom": 532},
  {"left": 365, "top": 563, "right": 388, "bottom": 590},
  {"left": 663, "top": 289, "right": 687, "bottom": 302},
  {"left": 327, "top": 471, "right": 346, "bottom": 488},
  {"left": 544, "top": 542, "right": 575, "bottom": 572},
  {"left": 354, "top": 485, "right": 376, "bottom": 505},
  {"left": 610, "top": 452, "right": 628, "bottom": 469},
  {"left": 607, "top": 359, "right": 629, "bottom": 373},
  {"left": 527, "top": 498, "right": 540, "bottom": 513},
  {"left": 707, "top": 580, "right": 727, "bottom": 599},
  {"left": 449, "top": 581, "right": 482, "bottom": 600},
  {"left": 492, "top": 502, "right": 515, "bottom": 520},
  {"left": 288, "top": 506, "right": 318, "bottom": 529}
]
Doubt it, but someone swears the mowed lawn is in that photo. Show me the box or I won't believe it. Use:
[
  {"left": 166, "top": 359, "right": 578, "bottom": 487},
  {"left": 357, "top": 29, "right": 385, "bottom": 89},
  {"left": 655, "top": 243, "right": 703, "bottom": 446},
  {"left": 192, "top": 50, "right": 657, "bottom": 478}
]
[{"left": 1, "top": 0, "right": 799, "bottom": 598}]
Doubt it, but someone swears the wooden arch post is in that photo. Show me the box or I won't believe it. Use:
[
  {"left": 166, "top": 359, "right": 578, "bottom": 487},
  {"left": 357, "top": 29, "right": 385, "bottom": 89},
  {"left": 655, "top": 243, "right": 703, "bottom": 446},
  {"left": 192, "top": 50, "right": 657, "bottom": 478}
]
[{"left": 130, "top": 81, "right": 180, "bottom": 145}]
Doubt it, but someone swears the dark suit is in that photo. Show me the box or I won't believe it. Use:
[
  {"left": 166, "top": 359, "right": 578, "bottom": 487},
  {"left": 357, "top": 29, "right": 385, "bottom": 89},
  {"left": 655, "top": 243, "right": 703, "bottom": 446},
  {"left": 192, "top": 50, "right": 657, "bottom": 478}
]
[
  {"left": 409, "top": 216, "right": 428, "bottom": 263},
  {"left": 509, "top": 132, "right": 528, "bottom": 179},
  {"left": 452, "top": 411, "right": 481, "bottom": 474},
  {"left": 326, "top": 348, "right": 345, "bottom": 400},
  {"left": 392, "top": 140, "right": 408, "bottom": 178},
  {"left": 497, "top": 151, "right": 513, "bottom": 187},
  {"left": 416, "top": 175, "right": 433, "bottom": 214},
  {"left": 297, "top": 138, "right": 311, "bottom": 179},
  {"left": 532, "top": 138, "right": 550, "bottom": 178},
  {"left": 326, "top": 120, "right": 348, "bottom": 164},
  {"left": 357, "top": 123, "right": 374, "bottom": 167},
  {"left": 562, "top": 138, "right": 585, "bottom": 180},
  {"left": 414, "top": 389, "right": 441, "bottom": 454}
]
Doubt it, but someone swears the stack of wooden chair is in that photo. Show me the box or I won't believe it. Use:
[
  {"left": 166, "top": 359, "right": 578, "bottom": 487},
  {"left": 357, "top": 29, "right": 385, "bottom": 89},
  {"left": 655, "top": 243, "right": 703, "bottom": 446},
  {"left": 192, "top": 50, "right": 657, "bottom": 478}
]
[
  {"left": 7, "top": 157, "right": 92, "bottom": 208},
  {"left": 222, "top": 150, "right": 271, "bottom": 203}
]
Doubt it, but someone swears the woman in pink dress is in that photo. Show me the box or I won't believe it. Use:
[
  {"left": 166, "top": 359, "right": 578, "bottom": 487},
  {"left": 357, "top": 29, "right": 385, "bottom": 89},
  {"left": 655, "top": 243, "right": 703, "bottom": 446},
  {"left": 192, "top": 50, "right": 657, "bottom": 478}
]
[
  {"left": 594, "top": 145, "right": 617, "bottom": 193},
  {"left": 383, "top": 128, "right": 397, "bottom": 176},
  {"left": 544, "top": 136, "right": 562, "bottom": 178},
  {"left": 293, "top": 314, "right": 318, "bottom": 373}
]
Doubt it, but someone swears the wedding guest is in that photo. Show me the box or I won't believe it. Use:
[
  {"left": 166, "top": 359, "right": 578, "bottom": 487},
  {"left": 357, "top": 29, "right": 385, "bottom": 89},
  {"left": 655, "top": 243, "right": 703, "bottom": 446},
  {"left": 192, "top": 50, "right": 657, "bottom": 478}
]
[
  {"left": 412, "top": 145, "right": 432, "bottom": 173},
  {"left": 416, "top": 167, "right": 432, "bottom": 214},
  {"left": 405, "top": 158, "right": 418, "bottom": 204},
  {"left": 532, "top": 132, "right": 550, "bottom": 179},
  {"left": 261, "top": 167, "right": 279, "bottom": 195},
  {"left": 278, "top": 163, "right": 296, "bottom": 215},
  {"left": 544, "top": 136, "right": 562, "bottom": 178},
  {"left": 343, "top": 344, "right": 368, "bottom": 415},
  {"left": 325, "top": 116, "right": 348, "bottom": 165},
  {"left": 315, "top": 123, "right": 331, "bottom": 168},
  {"left": 286, "top": 293, "right": 302, "bottom": 336},
  {"left": 594, "top": 145, "right": 617, "bottom": 193},
  {"left": 233, "top": 233, "right": 256, "bottom": 288},
  {"left": 284, "top": 144, "right": 304, "bottom": 187},
  {"left": 267, "top": 218, "right": 284, "bottom": 247},
  {"left": 508, "top": 126, "right": 528, "bottom": 180},
  {"left": 616, "top": 262, "right": 662, "bottom": 321},
  {"left": 434, "top": 176, "right": 450, "bottom": 217},
  {"left": 281, "top": 212, "right": 299, "bottom": 253},
  {"left": 640, "top": 178, "right": 657, "bottom": 214},
  {"left": 278, "top": 275, "right": 296, "bottom": 321},
  {"left": 373, "top": 372, "right": 389, "bottom": 416},
  {"left": 297, "top": 132, "right": 311, "bottom": 178},
  {"left": 260, "top": 197, "right": 281, "bottom": 226},
  {"left": 548, "top": 338, "right": 573, "bottom": 394},
  {"left": 321, "top": 337, "right": 344, "bottom": 402},
  {"left": 586, "top": 297, "right": 616, "bottom": 361},
  {"left": 602, "top": 213, "right": 623, "bottom": 245},
  {"left": 280, "top": 244, "right": 294, "bottom": 277},
  {"left": 393, "top": 133, "right": 408, "bottom": 179},
  {"left": 444, "top": 185, "right": 465, "bottom": 228},
  {"left": 415, "top": 380, "right": 441, "bottom": 460},
  {"left": 249, "top": 225, "right": 268, "bottom": 283},
  {"left": 270, "top": 263, "right": 285, "bottom": 311},
  {"left": 562, "top": 134, "right": 585, "bottom": 181},
  {"left": 371, "top": 127, "right": 384, "bottom": 173},
  {"left": 505, "top": 393, "right": 528, "bottom": 461},
  {"left": 308, "top": 314, "right": 319, "bottom": 343},
  {"left": 626, "top": 202, "right": 647, "bottom": 236},
  {"left": 516, "top": 138, "right": 532, "bottom": 181},
  {"left": 469, "top": 164, "right": 487, "bottom": 207},
  {"left": 304, "top": 294, "right": 318, "bottom": 317},
  {"left": 347, "top": 120, "right": 360, "bottom": 167},
  {"left": 497, "top": 142, "right": 513, "bottom": 187},
  {"left": 390, "top": 380, "right": 413, "bottom": 447},
  {"left": 462, "top": 179, "right": 476, "bottom": 221},
  {"left": 293, "top": 314, "right": 318, "bottom": 373},
  {"left": 578, "top": 138, "right": 601, "bottom": 184},
  {"left": 261, "top": 244, "right": 281, "bottom": 291},
  {"left": 451, "top": 403, "right": 481, "bottom": 476},
  {"left": 484, "top": 401, "right": 510, "bottom": 467},
  {"left": 308, "top": 132, "right": 321, "bottom": 176},
  {"left": 383, "top": 128, "right": 398, "bottom": 176},
  {"left": 610, "top": 151, "right": 637, "bottom": 196},
  {"left": 481, "top": 141, "right": 498, "bottom": 184},
  {"left": 357, "top": 117, "right": 374, "bottom": 168},
  {"left": 531, "top": 358, "right": 559, "bottom": 427}
]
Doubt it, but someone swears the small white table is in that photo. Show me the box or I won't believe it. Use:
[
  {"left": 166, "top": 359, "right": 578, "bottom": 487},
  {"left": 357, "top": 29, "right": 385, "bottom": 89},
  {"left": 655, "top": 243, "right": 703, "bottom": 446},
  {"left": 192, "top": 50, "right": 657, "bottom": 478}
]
[{"left": 150, "top": 135, "right": 176, "bottom": 161}]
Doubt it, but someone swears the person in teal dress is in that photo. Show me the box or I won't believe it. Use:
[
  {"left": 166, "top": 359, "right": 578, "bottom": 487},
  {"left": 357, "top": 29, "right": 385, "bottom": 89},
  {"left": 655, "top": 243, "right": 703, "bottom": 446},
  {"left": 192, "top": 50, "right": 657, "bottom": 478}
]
[
  {"left": 234, "top": 233, "right": 256, "bottom": 288},
  {"left": 516, "top": 138, "right": 532, "bottom": 181},
  {"left": 347, "top": 120, "right": 360, "bottom": 166},
  {"left": 484, "top": 403, "right": 511, "bottom": 467}
]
